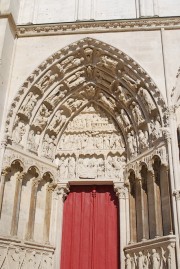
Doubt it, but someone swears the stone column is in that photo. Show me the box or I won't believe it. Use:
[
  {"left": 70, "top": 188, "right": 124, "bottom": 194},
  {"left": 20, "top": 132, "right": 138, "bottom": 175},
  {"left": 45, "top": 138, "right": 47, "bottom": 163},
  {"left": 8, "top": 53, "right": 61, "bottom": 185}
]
[
  {"left": 0, "top": 166, "right": 11, "bottom": 218},
  {"left": 10, "top": 171, "right": 25, "bottom": 236},
  {"left": 25, "top": 177, "right": 40, "bottom": 241},
  {"left": 43, "top": 182, "right": 56, "bottom": 244},
  {"left": 160, "top": 164, "right": 173, "bottom": 235},
  {"left": 114, "top": 182, "right": 129, "bottom": 269},
  {"left": 147, "top": 168, "right": 163, "bottom": 239},
  {"left": 54, "top": 183, "right": 69, "bottom": 269},
  {"left": 135, "top": 178, "right": 149, "bottom": 241}
]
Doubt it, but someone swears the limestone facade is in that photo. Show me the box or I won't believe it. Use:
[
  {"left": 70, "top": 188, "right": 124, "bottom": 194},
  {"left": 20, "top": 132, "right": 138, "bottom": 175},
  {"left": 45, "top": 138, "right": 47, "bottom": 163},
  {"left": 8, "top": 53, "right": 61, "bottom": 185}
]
[{"left": 0, "top": 1, "right": 180, "bottom": 269}]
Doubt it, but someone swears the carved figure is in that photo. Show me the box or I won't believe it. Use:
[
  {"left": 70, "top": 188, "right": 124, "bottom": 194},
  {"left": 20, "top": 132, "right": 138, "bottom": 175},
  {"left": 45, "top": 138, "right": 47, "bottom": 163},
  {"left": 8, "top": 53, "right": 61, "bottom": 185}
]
[
  {"left": 65, "top": 98, "right": 84, "bottom": 111},
  {"left": 12, "top": 121, "right": 26, "bottom": 144},
  {"left": 167, "top": 243, "right": 176, "bottom": 269},
  {"left": 58, "top": 56, "right": 84, "bottom": 72},
  {"left": 151, "top": 249, "right": 160, "bottom": 269},
  {"left": 59, "top": 157, "right": 68, "bottom": 178},
  {"left": 131, "top": 102, "right": 144, "bottom": 125},
  {"left": 138, "top": 130, "right": 149, "bottom": 150},
  {"left": 33, "top": 104, "right": 51, "bottom": 130},
  {"left": 19, "top": 93, "right": 39, "bottom": 119},
  {"left": 137, "top": 251, "right": 144, "bottom": 269},
  {"left": 48, "top": 110, "right": 67, "bottom": 133},
  {"left": 95, "top": 69, "right": 114, "bottom": 88},
  {"left": 46, "top": 84, "right": 67, "bottom": 106},
  {"left": 138, "top": 87, "right": 156, "bottom": 113},
  {"left": 68, "top": 157, "right": 76, "bottom": 178},
  {"left": 28, "top": 130, "right": 41, "bottom": 151},
  {"left": 98, "top": 92, "right": 116, "bottom": 110},
  {"left": 121, "top": 71, "right": 140, "bottom": 88},
  {"left": 97, "top": 55, "right": 118, "bottom": 73},
  {"left": 150, "top": 118, "right": 162, "bottom": 140},
  {"left": 127, "top": 132, "right": 134, "bottom": 156},
  {"left": 115, "top": 85, "right": 127, "bottom": 103},
  {"left": 121, "top": 109, "right": 130, "bottom": 127},
  {"left": 65, "top": 71, "right": 85, "bottom": 89},
  {"left": 42, "top": 134, "right": 49, "bottom": 156},
  {"left": 125, "top": 254, "right": 131, "bottom": 269},
  {"left": 84, "top": 47, "right": 93, "bottom": 63},
  {"left": 35, "top": 70, "right": 58, "bottom": 92},
  {"left": 86, "top": 66, "right": 94, "bottom": 79}
]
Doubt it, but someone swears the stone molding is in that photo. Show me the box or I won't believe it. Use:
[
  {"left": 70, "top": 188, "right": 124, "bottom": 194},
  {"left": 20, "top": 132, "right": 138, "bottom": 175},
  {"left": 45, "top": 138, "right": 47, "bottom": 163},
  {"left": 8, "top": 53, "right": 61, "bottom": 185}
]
[
  {"left": 3, "top": 146, "right": 57, "bottom": 180},
  {"left": 124, "top": 235, "right": 177, "bottom": 269},
  {"left": 16, "top": 17, "right": 180, "bottom": 37}
]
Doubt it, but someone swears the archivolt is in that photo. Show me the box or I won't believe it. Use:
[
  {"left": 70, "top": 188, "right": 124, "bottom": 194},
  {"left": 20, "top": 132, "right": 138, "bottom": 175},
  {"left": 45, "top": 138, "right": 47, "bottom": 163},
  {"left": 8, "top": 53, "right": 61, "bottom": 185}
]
[{"left": 5, "top": 37, "right": 167, "bottom": 162}]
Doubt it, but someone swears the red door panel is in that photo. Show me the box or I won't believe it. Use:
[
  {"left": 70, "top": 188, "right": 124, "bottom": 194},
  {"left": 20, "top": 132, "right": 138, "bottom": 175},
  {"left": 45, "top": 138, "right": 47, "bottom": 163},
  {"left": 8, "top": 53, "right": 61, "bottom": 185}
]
[{"left": 60, "top": 185, "right": 119, "bottom": 269}]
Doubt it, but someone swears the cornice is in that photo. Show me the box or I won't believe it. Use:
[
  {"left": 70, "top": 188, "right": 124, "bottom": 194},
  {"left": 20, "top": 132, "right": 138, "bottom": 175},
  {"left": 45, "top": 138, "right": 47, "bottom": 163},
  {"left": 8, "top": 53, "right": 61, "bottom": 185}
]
[
  {"left": 0, "top": 13, "right": 17, "bottom": 37},
  {"left": 16, "top": 16, "right": 180, "bottom": 37}
]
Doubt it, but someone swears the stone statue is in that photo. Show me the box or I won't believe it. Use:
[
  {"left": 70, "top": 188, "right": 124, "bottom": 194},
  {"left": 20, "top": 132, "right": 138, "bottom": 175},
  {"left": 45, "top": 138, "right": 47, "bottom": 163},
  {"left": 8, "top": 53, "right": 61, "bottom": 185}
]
[
  {"left": 98, "top": 92, "right": 116, "bottom": 110},
  {"left": 19, "top": 93, "right": 39, "bottom": 119},
  {"left": 12, "top": 121, "right": 26, "bottom": 144},
  {"left": 167, "top": 243, "right": 176, "bottom": 269},
  {"left": 33, "top": 104, "right": 51, "bottom": 130},
  {"left": 151, "top": 249, "right": 160, "bottom": 269},
  {"left": 68, "top": 157, "right": 76, "bottom": 178},
  {"left": 84, "top": 47, "right": 93, "bottom": 63},
  {"left": 138, "top": 87, "right": 156, "bottom": 113},
  {"left": 121, "top": 109, "right": 130, "bottom": 127},
  {"left": 46, "top": 84, "right": 67, "bottom": 106},
  {"left": 59, "top": 157, "right": 68, "bottom": 178},
  {"left": 97, "top": 55, "right": 118, "bottom": 74},
  {"left": 28, "top": 130, "right": 41, "bottom": 151},
  {"left": 138, "top": 130, "right": 148, "bottom": 150},
  {"left": 150, "top": 118, "right": 162, "bottom": 140},
  {"left": 131, "top": 102, "right": 144, "bottom": 125},
  {"left": 137, "top": 251, "right": 144, "bottom": 269},
  {"left": 48, "top": 110, "right": 67, "bottom": 133},
  {"left": 125, "top": 254, "right": 131, "bottom": 269},
  {"left": 65, "top": 70, "right": 85, "bottom": 89},
  {"left": 121, "top": 71, "right": 140, "bottom": 88},
  {"left": 35, "top": 70, "right": 58, "bottom": 93},
  {"left": 58, "top": 56, "right": 84, "bottom": 72}
]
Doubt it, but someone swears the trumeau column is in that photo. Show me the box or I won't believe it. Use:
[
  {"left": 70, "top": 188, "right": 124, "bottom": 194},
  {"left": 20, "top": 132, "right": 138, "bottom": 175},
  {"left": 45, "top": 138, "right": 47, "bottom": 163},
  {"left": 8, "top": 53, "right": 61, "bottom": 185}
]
[
  {"left": 10, "top": 171, "right": 25, "bottom": 236},
  {"left": 54, "top": 183, "right": 69, "bottom": 269},
  {"left": 26, "top": 177, "right": 41, "bottom": 241},
  {"left": 0, "top": 166, "right": 11, "bottom": 218},
  {"left": 114, "top": 182, "right": 129, "bottom": 269}
]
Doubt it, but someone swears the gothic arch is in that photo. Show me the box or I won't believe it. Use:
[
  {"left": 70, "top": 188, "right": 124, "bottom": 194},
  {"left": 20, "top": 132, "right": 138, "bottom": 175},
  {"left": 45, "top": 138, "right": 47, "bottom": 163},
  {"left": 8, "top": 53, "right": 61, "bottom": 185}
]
[{"left": 4, "top": 37, "right": 166, "bottom": 171}]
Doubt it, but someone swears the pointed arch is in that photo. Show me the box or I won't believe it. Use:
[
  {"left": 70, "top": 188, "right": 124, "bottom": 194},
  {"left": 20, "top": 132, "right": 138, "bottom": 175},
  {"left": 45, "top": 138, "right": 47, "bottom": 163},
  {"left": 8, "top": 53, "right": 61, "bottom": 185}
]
[{"left": 4, "top": 37, "right": 166, "bottom": 164}]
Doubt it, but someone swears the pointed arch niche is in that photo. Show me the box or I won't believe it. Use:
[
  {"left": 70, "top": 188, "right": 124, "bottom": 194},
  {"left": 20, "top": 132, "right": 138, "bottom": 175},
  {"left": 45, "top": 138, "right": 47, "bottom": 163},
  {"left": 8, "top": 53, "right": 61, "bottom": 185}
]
[{"left": 0, "top": 38, "right": 176, "bottom": 269}]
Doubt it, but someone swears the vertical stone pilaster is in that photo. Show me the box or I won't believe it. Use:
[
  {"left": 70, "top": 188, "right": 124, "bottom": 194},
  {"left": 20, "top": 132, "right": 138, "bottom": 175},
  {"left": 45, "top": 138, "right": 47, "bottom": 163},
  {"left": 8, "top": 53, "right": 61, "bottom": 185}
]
[
  {"left": 10, "top": 171, "right": 25, "bottom": 236},
  {"left": 114, "top": 182, "right": 129, "bottom": 269},
  {"left": 25, "top": 177, "right": 40, "bottom": 241},
  {"left": 160, "top": 164, "right": 173, "bottom": 235},
  {"left": 54, "top": 183, "right": 69, "bottom": 269},
  {"left": 0, "top": 166, "right": 11, "bottom": 218},
  {"left": 43, "top": 182, "right": 56, "bottom": 244}
]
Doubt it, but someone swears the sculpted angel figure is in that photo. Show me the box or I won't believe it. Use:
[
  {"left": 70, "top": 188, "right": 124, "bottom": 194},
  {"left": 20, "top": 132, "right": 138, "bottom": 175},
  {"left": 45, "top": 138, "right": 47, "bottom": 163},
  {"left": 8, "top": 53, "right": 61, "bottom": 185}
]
[{"left": 131, "top": 102, "right": 144, "bottom": 125}]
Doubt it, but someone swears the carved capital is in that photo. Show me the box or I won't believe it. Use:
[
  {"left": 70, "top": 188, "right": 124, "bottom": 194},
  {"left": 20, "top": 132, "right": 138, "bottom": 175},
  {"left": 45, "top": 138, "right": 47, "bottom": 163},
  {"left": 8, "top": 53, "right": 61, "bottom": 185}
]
[
  {"left": 17, "top": 172, "right": 26, "bottom": 182},
  {"left": 32, "top": 177, "right": 41, "bottom": 187},
  {"left": 114, "top": 183, "right": 128, "bottom": 199},
  {"left": 55, "top": 183, "right": 70, "bottom": 201},
  {"left": 1, "top": 166, "right": 11, "bottom": 177},
  {"left": 162, "top": 128, "right": 171, "bottom": 143},
  {"left": 173, "top": 190, "right": 180, "bottom": 200}
]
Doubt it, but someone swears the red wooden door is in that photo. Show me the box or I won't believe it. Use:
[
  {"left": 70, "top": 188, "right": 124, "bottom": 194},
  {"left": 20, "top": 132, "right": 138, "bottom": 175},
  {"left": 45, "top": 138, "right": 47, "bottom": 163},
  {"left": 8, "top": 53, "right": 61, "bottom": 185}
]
[{"left": 60, "top": 185, "right": 120, "bottom": 269}]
